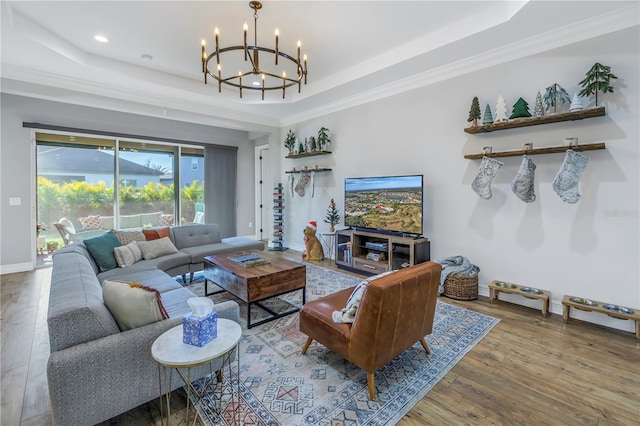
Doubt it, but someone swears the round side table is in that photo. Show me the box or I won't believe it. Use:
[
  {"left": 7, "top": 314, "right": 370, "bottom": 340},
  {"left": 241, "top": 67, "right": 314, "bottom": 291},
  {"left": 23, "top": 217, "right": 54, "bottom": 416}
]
[
  {"left": 151, "top": 318, "right": 242, "bottom": 425},
  {"left": 321, "top": 232, "right": 336, "bottom": 260}
]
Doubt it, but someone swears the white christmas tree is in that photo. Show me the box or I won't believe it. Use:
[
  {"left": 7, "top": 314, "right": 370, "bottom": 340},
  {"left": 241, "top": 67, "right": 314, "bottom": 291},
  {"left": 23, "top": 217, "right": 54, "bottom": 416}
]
[
  {"left": 569, "top": 93, "right": 584, "bottom": 112},
  {"left": 494, "top": 95, "right": 509, "bottom": 122},
  {"left": 533, "top": 91, "right": 544, "bottom": 117}
]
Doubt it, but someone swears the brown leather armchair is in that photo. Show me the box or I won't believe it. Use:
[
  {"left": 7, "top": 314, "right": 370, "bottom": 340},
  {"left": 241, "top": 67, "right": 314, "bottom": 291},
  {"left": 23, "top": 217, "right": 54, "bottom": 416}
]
[{"left": 300, "top": 261, "right": 442, "bottom": 400}]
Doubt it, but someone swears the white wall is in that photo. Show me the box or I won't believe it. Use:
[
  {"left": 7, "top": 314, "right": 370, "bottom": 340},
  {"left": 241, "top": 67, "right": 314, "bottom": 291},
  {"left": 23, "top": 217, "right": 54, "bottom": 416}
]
[
  {"left": 283, "top": 27, "right": 639, "bottom": 332},
  {"left": 0, "top": 94, "right": 258, "bottom": 272}
]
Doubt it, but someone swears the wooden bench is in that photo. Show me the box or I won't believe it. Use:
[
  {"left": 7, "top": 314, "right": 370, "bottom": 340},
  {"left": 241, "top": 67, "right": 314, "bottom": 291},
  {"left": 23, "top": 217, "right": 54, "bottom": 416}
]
[
  {"left": 488, "top": 280, "right": 550, "bottom": 317},
  {"left": 561, "top": 295, "right": 640, "bottom": 340}
]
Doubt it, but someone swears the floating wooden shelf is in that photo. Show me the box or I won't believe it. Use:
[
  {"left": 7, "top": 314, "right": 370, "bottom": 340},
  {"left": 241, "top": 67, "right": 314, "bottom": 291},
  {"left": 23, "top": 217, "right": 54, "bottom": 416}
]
[
  {"left": 464, "top": 106, "right": 606, "bottom": 134},
  {"left": 285, "top": 168, "right": 332, "bottom": 174},
  {"left": 285, "top": 150, "right": 331, "bottom": 159},
  {"left": 464, "top": 142, "right": 606, "bottom": 160}
]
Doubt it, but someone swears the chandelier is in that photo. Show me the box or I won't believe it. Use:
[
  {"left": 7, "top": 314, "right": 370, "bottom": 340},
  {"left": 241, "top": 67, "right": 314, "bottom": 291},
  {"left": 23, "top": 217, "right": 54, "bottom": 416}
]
[{"left": 201, "top": 1, "right": 308, "bottom": 100}]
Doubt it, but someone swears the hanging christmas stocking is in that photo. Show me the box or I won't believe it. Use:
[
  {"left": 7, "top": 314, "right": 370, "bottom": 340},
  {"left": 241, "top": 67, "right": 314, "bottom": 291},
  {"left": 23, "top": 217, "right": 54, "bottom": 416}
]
[
  {"left": 471, "top": 156, "right": 503, "bottom": 199},
  {"left": 310, "top": 171, "right": 316, "bottom": 197},
  {"left": 511, "top": 155, "right": 537, "bottom": 203},
  {"left": 552, "top": 149, "right": 588, "bottom": 204},
  {"left": 288, "top": 173, "right": 295, "bottom": 197},
  {"left": 295, "top": 172, "right": 311, "bottom": 197}
]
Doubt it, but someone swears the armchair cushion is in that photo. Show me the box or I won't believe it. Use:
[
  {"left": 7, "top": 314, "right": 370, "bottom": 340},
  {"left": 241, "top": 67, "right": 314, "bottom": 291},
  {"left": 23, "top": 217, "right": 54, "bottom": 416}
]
[
  {"left": 79, "top": 215, "right": 102, "bottom": 229},
  {"left": 84, "top": 232, "right": 122, "bottom": 272}
]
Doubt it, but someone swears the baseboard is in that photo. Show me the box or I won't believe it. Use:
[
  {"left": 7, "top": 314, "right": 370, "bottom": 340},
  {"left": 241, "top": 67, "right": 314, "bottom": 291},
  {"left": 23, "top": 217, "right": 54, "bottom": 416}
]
[{"left": 0, "top": 262, "right": 34, "bottom": 275}]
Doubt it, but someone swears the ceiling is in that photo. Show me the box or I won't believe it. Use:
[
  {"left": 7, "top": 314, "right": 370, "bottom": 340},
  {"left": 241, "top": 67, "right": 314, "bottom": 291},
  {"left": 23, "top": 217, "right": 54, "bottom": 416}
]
[{"left": 1, "top": 1, "right": 638, "bottom": 130}]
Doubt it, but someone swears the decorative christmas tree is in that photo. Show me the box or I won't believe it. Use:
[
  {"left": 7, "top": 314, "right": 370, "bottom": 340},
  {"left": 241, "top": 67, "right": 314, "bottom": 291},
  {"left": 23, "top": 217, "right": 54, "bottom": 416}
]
[
  {"left": 309, "top": 136, "right": 317, "bottom": 151},
  {"left": 569, "top": 93, "right": 584, "bottom": 112},
  {"left": 323, "top": 198, "right": 341, "bottom": 232},
  {"left": 467, "top": 97, "right": 481, "bottom": 126},
  {"left": 510, "top": 97, "right": 532, "bottom": 119},
  {"left": 543, "top": 83, "right": 570, "bottom": 113},
  {"left": 578, "top": 62, "right": 617, "bottom": 106},
  {"left": 494, "top": 95, "right": 509, "bottom": 122},
  {"left": 533, "top": 91, "right": 544, "bottom": 117},
  {"left": 482, "top": 104, "right": 494, "bottom": 125},
  {"left": 298, "top": 141, "right": 305, "bottom": 154},
  {"left": 317, "top": 127, "right": 331, "bottom": 150},
  {"left": 284, "top": 129, "right": 296, "bottom": 153}
]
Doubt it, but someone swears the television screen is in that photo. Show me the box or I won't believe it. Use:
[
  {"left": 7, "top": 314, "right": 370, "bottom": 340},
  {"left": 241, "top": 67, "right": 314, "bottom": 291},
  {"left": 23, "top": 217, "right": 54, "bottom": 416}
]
[{"left": 344, "top": 175, "right": 423, "bottom": 235}]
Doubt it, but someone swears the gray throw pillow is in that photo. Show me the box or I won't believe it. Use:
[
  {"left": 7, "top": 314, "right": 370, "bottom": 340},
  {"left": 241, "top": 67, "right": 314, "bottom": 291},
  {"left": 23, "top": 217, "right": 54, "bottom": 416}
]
[
  {"left": 137, "top": 237, "right": 179, "bottom": 260},
  {"left": 112, "top": 229, "right": 146, "bottom": 245}
]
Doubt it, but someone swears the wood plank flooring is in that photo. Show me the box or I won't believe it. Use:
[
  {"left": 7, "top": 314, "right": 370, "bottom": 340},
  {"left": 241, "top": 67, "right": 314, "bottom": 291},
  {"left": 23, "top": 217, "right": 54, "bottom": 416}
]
[{"left": 1, "top": 251, "right": 638, "bottom": 425}]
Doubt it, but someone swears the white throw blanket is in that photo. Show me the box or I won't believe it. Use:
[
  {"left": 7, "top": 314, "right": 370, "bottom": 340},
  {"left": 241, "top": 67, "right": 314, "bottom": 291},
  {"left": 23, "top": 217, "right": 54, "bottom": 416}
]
[{"left": 435, "top": 256, "right": 480, "bottom": 295}]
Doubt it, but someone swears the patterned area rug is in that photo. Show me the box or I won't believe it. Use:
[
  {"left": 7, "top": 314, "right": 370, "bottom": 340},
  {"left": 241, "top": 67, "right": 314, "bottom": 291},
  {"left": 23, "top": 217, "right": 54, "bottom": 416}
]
[{"left": 182, "top": 262, "right": 498, "bottom": 426}]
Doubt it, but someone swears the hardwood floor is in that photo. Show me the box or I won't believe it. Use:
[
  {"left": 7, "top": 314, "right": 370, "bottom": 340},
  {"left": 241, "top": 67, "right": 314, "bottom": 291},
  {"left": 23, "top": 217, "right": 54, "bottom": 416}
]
[{"left": 1, "top": 251, "right": 638, "bottom": 425}]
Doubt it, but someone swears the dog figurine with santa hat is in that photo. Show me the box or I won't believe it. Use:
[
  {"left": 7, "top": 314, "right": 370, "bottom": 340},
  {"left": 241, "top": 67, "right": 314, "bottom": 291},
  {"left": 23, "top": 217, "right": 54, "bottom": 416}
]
[{"left": 302, "top": 221, "right": 324, "bottom": 261}]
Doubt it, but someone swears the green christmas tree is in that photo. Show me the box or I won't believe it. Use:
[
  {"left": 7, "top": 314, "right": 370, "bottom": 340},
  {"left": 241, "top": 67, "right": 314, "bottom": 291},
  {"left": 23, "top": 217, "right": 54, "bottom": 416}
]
[
  {"left": 467, "top": 96, "right": 481, "bottom": 126},
  {"left": 578, "top": 62, "right": 617, "bottom": 106},
  {"left": 323, "top": 198, "right": 341, "bottom": 232},
  {"left": 317, "top": 127, "right": 331, "bottom": 150},
  {"left": 510, "top": 97, "right": 532, "bottom": 119},
  {"left": 482, "top": 104, "right": 494, "bottom": 125}
]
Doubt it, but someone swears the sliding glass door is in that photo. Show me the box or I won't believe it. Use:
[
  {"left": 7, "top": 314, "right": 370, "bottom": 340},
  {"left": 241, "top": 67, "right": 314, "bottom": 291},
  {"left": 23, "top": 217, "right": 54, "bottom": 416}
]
[{"left": 36, "top": 132, "right": 204, "bottom": 250}]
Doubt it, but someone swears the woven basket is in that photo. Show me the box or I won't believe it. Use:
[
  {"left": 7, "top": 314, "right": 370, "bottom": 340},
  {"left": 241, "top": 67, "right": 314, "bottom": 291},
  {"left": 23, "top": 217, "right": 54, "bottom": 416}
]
[{"left": 443, "top": 272, "right": 478, "bottom": 300}]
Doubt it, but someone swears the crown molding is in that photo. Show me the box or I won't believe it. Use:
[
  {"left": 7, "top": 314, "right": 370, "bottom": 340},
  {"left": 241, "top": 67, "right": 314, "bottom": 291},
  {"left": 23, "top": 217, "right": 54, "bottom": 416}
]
[{"left": 280, "top": 3, "right": 639, "bottom": 127}]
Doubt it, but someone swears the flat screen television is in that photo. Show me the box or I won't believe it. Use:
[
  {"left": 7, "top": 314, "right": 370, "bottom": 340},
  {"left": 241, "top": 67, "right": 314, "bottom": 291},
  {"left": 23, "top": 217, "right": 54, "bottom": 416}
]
[{"left": 344, "top": 175, "right": 423, "bottom": 236}]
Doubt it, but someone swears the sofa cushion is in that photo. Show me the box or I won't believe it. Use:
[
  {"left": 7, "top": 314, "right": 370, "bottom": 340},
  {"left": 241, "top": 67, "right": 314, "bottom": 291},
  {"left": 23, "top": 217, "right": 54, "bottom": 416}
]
[
  {"left": 143, "top": 227, "right": 171, "bottom": 241},
  {"left": 96, "top": 252, "right": 190, "bottom": 282},
  {"left": 161, "top": 287, "right": 201, "bottom": 318},
  {"left": 112, "top": 230, "right": 146, "bottom": 245},
  {"left": 48, "top": 250, "right": 120, "bottom": 352},
  {"left": 138, "top": 237, "right": 179, "bottom": 260},
  {"left": 113, "top": 241, "right": 143, "bottom": 267},
  {"left": 111, "top": 269, "right": 184, "bottom": 293},
  {"left": 84, "top": 231, "right": 122, "bottom": 272},
  {"left": 172, "top": 224, "right": 222, "bottom": 249},
  {"left": 102, "top": 280, "right": 169, "bottom": 331}
]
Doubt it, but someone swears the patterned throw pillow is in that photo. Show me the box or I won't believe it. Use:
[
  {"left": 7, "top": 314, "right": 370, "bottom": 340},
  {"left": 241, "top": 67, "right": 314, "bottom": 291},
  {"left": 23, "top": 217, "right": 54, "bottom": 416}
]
[
  {"left": 113, "top": 241, "right": 143, "bottom": 267},
  {"left": 102, "top": 280, "right": 169, "bottom": 331},
  {"left": 112, "top": 230, "right": 146, "bottom": 245},
  {"left": 143, "top": 227, "right": 171, "bottom": 241},
  {"left": 158, "top": 214, "right": 174, "bottom": 226},
  {"left": 79, "top": 215, "right": 102, "bottom": 229}
]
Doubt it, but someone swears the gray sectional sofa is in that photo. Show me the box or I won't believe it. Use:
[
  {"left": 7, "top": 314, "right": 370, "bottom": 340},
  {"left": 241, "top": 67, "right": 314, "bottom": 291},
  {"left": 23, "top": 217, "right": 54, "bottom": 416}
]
[{"left": 47, "top": 224, "right": 264, "bottom": 425}]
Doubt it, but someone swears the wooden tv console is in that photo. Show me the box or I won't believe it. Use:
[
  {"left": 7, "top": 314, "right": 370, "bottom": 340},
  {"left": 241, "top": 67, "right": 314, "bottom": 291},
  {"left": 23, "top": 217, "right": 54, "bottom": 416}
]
[{"left": 335, "top": 229, "right": 430, "bottom": 275}]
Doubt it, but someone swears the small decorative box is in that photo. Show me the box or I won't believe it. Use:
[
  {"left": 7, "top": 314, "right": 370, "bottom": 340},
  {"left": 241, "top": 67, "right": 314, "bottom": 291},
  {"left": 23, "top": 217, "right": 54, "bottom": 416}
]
[{"left": 182, "top": 311, "right": 217, "bottom": 347}]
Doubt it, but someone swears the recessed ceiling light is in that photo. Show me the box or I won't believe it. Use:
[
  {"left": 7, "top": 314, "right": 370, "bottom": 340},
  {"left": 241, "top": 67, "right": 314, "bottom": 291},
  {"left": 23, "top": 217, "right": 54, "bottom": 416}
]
[
  {"left": 141, "top": 54, "right": 153, "bottom": 61},
  {"left": 252, "top": 81, "right": 261, "bottom": 87},
  {"left": 94, "top": 35, "right": 109, "bottom": 43}
]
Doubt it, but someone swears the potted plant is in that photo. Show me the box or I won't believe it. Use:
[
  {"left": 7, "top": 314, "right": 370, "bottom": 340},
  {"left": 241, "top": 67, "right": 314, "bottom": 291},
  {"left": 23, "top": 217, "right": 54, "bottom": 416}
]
[
  {"left": 47, "top": 241, "right": 60, "bottom": 253},
  {"left": 284, "top": 129, "right": 296, "bottom": 154},
  {"left": 317, "top": 127, "right": 331, "bottom": 150},
  {"left": 323, "top": 198, "right": 341, "bottom": 233}
]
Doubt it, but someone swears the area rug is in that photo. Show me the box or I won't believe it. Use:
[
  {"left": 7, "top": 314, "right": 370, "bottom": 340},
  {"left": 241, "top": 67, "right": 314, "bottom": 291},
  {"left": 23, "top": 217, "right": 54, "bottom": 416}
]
[{"left": 181, "top": 262, "right": 499, "bottom": 426}]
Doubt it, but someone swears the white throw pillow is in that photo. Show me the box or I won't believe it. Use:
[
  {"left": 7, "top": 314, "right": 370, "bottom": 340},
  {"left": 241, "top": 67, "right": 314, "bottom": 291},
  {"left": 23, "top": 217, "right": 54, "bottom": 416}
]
[
  {"left": 113, "top": 241, "right": 143, "bottom": 267},
  {"left": 332, "top": 270, "right": 397, "bottom": 324},
  {"left": 102, "top": 280, "right": 169, "bottom": 331},
  {"left": 137, "top": 237, "right": 179, "bottom": 260}
]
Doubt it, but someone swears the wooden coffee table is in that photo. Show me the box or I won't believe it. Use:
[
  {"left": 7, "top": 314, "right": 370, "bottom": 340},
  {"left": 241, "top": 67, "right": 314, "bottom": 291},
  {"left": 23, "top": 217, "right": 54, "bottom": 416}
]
[{"left": 203, "top": 252, "right": 306, "bottom": 328}]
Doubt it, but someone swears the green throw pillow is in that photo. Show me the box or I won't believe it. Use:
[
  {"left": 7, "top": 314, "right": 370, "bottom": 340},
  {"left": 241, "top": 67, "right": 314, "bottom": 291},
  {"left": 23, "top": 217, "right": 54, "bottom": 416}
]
[{"left": 84, "top": 231, "right": 122, "bottom": 272}]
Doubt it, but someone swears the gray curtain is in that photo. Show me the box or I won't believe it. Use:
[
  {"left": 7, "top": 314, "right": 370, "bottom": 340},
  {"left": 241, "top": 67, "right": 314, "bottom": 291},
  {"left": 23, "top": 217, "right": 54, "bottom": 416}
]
[{"left": 204, "top": 145, "right": 237, "bottom": 237}]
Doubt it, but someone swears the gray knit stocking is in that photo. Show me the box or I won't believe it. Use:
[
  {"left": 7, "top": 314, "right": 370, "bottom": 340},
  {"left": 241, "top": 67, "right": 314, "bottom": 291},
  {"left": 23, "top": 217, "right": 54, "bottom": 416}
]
[
  {"left": 472, "top": 156, "right": 504, "bottom": 199},
  {"left": 552, "top": 150, "right": 588, "bottom": 204},
  {"left": 295, "top": 172, "right": 311, "bottom": 197},
  {"left": 511, "top": 155, "right": 537, "bottom": 203}
]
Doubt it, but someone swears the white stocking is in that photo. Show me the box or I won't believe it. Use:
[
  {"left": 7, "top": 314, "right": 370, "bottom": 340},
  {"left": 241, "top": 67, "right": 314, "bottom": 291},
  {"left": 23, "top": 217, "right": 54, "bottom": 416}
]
[
  {"left": 471, "top": 156, "right": 503, "bottom": 200},
  {"left": 288, "top": 174, "right": 295, "bottom": 198},
  {"left": 295, "top": 172, "right": 311, "bottom": 197}
]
